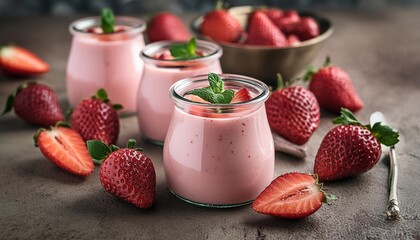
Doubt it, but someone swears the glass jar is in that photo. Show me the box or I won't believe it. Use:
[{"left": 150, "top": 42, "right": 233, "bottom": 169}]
[
  {"left": 67, "top": 16, "right": 146, "bottom": 113},
  {"left": 163, "top": 74, "right": 274, "bottom": 207},
  {"left": 137, "top": 40, "right": 222, "bottom": 145}
]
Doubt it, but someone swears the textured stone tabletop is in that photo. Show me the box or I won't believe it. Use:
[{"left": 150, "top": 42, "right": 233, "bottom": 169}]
[{"left": 1, "top": 7, "right": 420, "bottom": 239}]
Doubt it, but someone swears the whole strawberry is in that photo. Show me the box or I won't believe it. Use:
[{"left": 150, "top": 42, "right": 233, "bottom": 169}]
[
  {"left": 274, "top": 10, "right": 300, "bottom": 30},
  {"left": 147, "top": 12, "right": 190, "bottom": 43},
  {"left": 70, "top": 89, "right": 121, "bottom": 145},
  {"left": 282, "top": 17, "right": 320, "bottom": 41},
  {"left": 265, "top": 75, "right": 320, "bottom": 145},
  {"left": 245, "top": 10, "right": 287, "bottom": 47},
  {"left": 2, "top": 81, "right": 64, "bottom": 127},
  {"left": 200, "top": 9, "right": 243, "bottom": 43},
  {"left": 314, "top": 108, "right": 399, "bottom": 181},
  {"left": 304, "top": 56, "right": 363, "bottom": 113},
  {"left": 87, "top": 139, "right": 156, "bottom": 208}
]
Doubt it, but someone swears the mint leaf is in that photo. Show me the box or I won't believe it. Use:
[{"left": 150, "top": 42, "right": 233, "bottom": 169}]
[
  {"left": 101, "top": 8, "right": 115, "bottom": 33},
  {"left": 184, "top": 73, "right": 235, "bottom": 104},
  {"left": 170, "top": 37, "right": 197, "bottom": 60},
  {"left": 208, "top": 73, "right": 224, "bottom": 94},
  {"left": 87, "top": 140, "right": 112, "bottom": 164},
  {"left": 371, "top": 122, "right": 400, "bottom": 146},
  {"left": 185, "top": 88, "right": 214, "bottom": 102}
]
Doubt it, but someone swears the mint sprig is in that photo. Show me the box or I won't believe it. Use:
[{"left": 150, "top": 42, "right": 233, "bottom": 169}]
[
  {"left": 170, "top": 37, "right": 198, "bottom": 60},
  {"left": 185, "top": 73, "right": 234, "bottom": 104},
  {"left": 101, "top": 8, "right": 115, "bottom": 33}
]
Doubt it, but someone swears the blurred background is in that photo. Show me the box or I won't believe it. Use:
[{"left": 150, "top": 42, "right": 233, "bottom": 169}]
[{"left": 1, "top": 0, "right": 419, "bottom": 17}]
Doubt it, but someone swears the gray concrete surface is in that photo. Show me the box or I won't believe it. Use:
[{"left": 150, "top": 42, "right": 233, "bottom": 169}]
[{"left": 1, "top": 8, "right": 420, "bottom": 239}]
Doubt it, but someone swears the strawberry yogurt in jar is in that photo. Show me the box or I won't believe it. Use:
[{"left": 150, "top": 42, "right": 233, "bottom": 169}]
[
  {"left": 67, "top": 15, "right": 145, "bottom": 112},
  {"left": 137, "top": 39, "right": 222, "bottom": 145},
  {"left": 163, "top": 73, "right": 274, "bottom": 207}
]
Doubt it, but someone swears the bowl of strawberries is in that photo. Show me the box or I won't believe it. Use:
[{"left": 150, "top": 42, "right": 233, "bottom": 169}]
[{"left": 192, "top": 6, "right": 333, "bottom": 86}]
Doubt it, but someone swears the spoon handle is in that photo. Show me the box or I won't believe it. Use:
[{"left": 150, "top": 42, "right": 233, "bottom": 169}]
[{"left": 387, "top": 146, "right": 400, "bottom": 220}]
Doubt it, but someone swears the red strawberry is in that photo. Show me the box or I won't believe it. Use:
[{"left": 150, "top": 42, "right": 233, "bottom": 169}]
[
  {"left": 200, "top": 10, "right": 243, "bottom": 43},
  {"left": 87, "top": 139, "right": 156, "bottom": 208},
  {"left": 0, "top": 45, "right": 49, "bottom": 76},
  {"left": 147, "top": 12, "right": 190, "bottom": 43},
  {"left": 2, "top": 82, "right": 64, "bottom": 127},
  {"left": 252, "top": 172, "right": 335, "bottom": 218},
  {"left": 263, "top": 8, "right": 284, "bottom": 22},
  {"left": 305, "top": 57, "right": 363, "bottom": 113},
  {"left": 34, "top": 125, "right": 94, "bottom": 176},
  {"left": 274, "top": 10, "right": 300, "bottom": 31},
  {"left": 314, "top": 109, "right": 399, "bottom": 181},
  {"left": 282, "top": 17, "right": 320, "bottom": 41},
  {"left": 265, "top": 75, "right": 320, "bottom": 145},
  {"left": 70, "top": 89, "right": 121, "bottom": 145},
  {"left": 286, "top": 35, "right": 301, "bottom": 46},
  {"left": 245, "top": 10, "right": 287, "bottom": 47},
  {"left": 231, "top": 87, "right": 252, "bottom": 103}
]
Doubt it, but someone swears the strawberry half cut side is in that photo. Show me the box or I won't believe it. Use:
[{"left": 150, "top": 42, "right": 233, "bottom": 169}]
[
  {"left": 231, "top": 88, "right": 252, "bottom": 103},
  {"left": 252, "top": 172, "right": 335, "bottom": 219},
  {"left": 34, "top": 125, "right": 94, "bottom": 176}
]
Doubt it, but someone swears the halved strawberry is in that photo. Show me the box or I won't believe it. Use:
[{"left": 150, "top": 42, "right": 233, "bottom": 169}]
[
  {"left": 252, "top": 172, "right": 335, "bottom": 219},
  {"left": 231, "top": 88, "right": 252, "bottom": 103},
  {"left": 34, "top": 125, "right": 94, "bottom": 176},
  {"left": 0, "top": 45, "right": 49, "bottom": 76},
  {"left": 184, "top": 94, "right": 209, "bottom": 103}
]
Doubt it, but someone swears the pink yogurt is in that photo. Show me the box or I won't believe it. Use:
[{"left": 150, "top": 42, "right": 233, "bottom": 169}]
[
  {"left": 163, "top": 74, "right": 274, "bottom": 207},
  {"left": 67, "top": 17, "right": 146, "bottom": 112},
  {"left": 137, "top": 40, "right": 222, "bottom": 145}
]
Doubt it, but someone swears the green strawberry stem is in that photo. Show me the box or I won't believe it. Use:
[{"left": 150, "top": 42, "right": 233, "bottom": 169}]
[
  {"left": 333, "top": 108, "right": 400, "bottom": 147},
  {"left": 275, "top": 73, "right": 294, "bottom": 90},
  {"left": 101, "top": 8, "right": 115, "bottom": 33},
  {"left": 169, "top": 37, "right": 198, "bottom": 60},
  {"left": 1, "top": 81, "right": 37, "bottom": 116},
  {"left": 184, "top": 73, "right": 234, "bottom": 104},
  {"left": 87, "top": 139, "right": 142, "bottom": 164}
]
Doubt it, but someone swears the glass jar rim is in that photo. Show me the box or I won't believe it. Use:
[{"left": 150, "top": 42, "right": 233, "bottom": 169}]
[
  {"left": 69, "top": 16, "right": 146, "bottom": 37},
  {"left": 140, "top": 40, "right": 223, "bottom": 67},
  {"left": 170, "top": 74, "right": 270, "bottom": 110}
]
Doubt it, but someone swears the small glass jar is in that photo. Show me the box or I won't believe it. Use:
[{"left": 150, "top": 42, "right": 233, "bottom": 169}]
[
  {"left": 163, "top": 74, "right": 274, "bottom": 207},
  {"left": 137, "top": 40, "right": 222, "bottom": 145},
  {"left": 67, "top": 16, "right": 146, "bottom": 113}
]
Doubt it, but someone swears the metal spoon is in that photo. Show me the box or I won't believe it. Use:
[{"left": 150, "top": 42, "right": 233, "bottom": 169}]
[{"left": 370, "top": 111, "right": 400, "bottom": 220}]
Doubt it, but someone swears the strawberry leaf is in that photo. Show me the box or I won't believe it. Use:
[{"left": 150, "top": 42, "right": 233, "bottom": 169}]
[
  {"left": 101, "top": 8, "right": 115, "bottom": 33},
  {"left": 184, "top": 73, "right": 234, "bottom": 104},
  {"left": 95, "top": 88, "right": 108, "bottom": 102},
  {"left": 170, "top": 37, "right": 197, "bottom": 60},
  {"left": 87, "top": 140, "right": 112, "bottom": 164},
  {"left": 323, "top": 193, "right": 337, "bottom": 205},
  {"left": 1, "top": 94, "right": 14, "bottom": 115},
  {"left": 371, "top": 122, "right": 399, "bottom": 146},
  {"left": 303, "top": 66, "right": 317, "bottom": 81},
  {"left": 332, "top": 108, "right": 361, "bottom": 125},
  {"left": 112, "top": 104, "right": 124, "bottom": 111}
]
